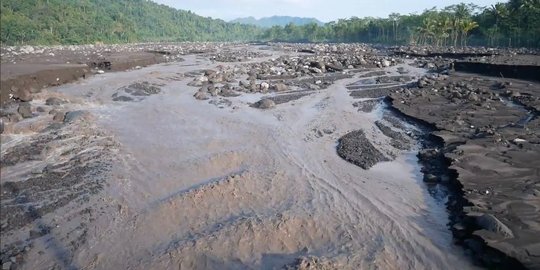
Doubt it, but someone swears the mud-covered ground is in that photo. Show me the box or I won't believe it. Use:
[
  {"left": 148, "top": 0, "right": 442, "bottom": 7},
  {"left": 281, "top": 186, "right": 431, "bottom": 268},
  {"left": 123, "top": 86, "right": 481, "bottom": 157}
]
[{"left": 1, "top": 43, "right": 538, "bottom": 270}]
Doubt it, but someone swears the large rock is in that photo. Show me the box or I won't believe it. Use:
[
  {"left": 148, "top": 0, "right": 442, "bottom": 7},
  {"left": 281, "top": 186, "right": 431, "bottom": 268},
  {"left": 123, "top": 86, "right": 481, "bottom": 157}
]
[
  {"left": 254, "top": 99, "right": 275, "bottom": 109},
  {"left": 326, "top": 63, "right": 344, "bottom": 72},
  {"left": 239, "top": 80, "right": 250, "bottom": 89},
  {"left": 309, "top": 67, "right": 323, "bottom": 74},
  {"left": 53, "top": 112, "right": 66, "bottom": 122},
  {"left": 17, "top": 102, "right": 33, "bottom": 118},
  {"left": 188, "top": 75, "right": 208, "bottom": 87},
  {"left": 260, "top": 82, "right": 270, "bottom": 92},
  {"left": 63, "top": 110, "right": 91, "bottom": 123},
  {"left": 45, "top": 97, "right": 66, "bottom": 106},
  {"left": 208, "top": 85, "right": 219, "bottom": 96},
  {"left": 14, "top": 89, "right": 33, "bottom": 102},
  {"left": 204, "top": 69, "right": 217, "bottom": 77},
  {"left": 194, "top": 91, "right": 208, "bottom": 100},
  {"left": 310, "top": 61, "right": 325, "bottom": 70},
  {"left": 274, "top": 83, "right": 288, "bottom": 92}
]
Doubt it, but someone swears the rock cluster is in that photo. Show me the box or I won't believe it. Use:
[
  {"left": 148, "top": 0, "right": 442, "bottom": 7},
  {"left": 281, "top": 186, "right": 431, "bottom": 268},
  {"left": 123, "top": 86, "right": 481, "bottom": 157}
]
[
  {"left": 189, "top": 45, "right": 399, "bottom": 104},
  {"left": 336, "top": 130, "right": 389, "bottom": 169}
]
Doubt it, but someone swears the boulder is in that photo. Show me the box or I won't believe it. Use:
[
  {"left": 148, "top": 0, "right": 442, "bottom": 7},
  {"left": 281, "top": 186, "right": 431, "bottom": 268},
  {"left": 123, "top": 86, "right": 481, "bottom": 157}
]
[
  {"left": 326, "top": 63, "right": 344, "bottom": 72},
  {"left": 255, "top": 99, "right": 275, "bottom": 109},
  {"left": 274, "top": 83, "right": 288, "bottom": 92},
  {"left": 53, "top": 112, "right": 66, "bottom": 122},
  {"left": 14, "top": 89, "right": 33, "bottom": 102},
  {"left": 17, "top": 102, "right": 33, "bottom": 118},
  {"left": 418, "top": 80, "right": 427, "bottom": 89},
  {"left": 194, "top": 91, "right": 209, "bottom": 100},
  {"left": 219, "top": 88, "right": 238, "bottom": 97},
  {"left": 63, "top": 110, "right": 91, "bottom": 123},
  {"left": 260, "top": 82, "right": 270, "bottom": 92},
  {"left": 208, "top": 85, "right": 219, "bottom": 96},
  {"left": 204, "top": 69, "right": 217, "bottom": 76},
  {"left": 309, "top": 67, "right": 323, "bottom": 74},
  {"left": 188, "top": 75, "right": 208, "bottom": 87},
  {"left": 310, "top": 61, "right": 325, "bottom": 70},
  {"left": 45, "top": 97, "right": 66, "bottom": 106},
  {"left": 239, "top": 80, "right": 250, "bottom": 89}
]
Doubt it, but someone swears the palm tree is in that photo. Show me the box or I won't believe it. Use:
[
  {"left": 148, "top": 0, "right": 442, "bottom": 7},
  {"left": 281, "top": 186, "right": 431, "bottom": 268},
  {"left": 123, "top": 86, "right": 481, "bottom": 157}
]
[{"left": 460, "top": 20, "right": 479, "bottom": 47}]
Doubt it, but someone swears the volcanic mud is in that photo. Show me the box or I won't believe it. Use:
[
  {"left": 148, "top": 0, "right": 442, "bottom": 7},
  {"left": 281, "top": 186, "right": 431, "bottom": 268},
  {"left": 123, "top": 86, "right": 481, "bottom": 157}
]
[
  {"left": 387, "top": 70, "right": 540, "bottom": 269},
  {"left": 1, "top": 43, "right": 537, "bottom": 270}
]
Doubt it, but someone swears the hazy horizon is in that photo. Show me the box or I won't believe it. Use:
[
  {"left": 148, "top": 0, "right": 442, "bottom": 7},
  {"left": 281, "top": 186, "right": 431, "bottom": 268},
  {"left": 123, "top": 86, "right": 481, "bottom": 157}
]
[{"left": 153, "top": 0, "right": 502, "bottom": 22}]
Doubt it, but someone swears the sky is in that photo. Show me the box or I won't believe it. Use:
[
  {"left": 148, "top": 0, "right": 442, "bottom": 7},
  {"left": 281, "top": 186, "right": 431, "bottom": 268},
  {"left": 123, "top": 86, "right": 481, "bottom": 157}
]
[{"left": 153, "top": 0, "right": 502, "bottom": 22}]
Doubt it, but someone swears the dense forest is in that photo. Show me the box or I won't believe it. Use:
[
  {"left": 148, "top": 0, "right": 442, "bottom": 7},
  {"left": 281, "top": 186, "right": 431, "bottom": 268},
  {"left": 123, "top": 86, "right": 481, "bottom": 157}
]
[
  {"left": 1, "top": 0, "right": 539, "bottom": 48},
  {"left": 0, "top": 0, "right": 260, "bottom": 44},
  {"left": 262, "top": 0, "right": 540, "bottom": 48}
]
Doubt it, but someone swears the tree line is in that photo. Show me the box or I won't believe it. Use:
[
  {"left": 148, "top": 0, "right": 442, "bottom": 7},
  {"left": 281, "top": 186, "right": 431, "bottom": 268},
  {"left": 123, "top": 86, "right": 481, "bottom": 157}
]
[
  {"left": 261, "top": 0, "right": 540, "bottom": 48},
  {"left": 1, "top": 0, "right": 539, "bottom": 48}
]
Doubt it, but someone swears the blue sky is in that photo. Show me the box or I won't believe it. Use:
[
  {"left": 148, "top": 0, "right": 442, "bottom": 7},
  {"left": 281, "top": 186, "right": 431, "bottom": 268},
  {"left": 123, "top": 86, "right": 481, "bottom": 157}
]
[{"left": 154, "top": 0, "right": 502, "bottom": 22}]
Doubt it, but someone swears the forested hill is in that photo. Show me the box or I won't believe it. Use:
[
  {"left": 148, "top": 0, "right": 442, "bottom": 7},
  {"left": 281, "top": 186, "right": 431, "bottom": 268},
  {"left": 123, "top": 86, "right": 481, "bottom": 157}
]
[
  {"left": 231, "top": 16, "right": 324, "bottom": 28},
  {"left": 0, "top": 0, "right": 261, "bottom": 45},
  {"left": 2, "top": 0, "right": 539, "bottom": 48}
]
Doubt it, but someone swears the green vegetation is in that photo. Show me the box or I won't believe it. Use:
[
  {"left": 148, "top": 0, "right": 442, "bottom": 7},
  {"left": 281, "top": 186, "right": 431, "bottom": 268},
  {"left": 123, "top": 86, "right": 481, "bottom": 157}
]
[
  {"left": 262, "top": 1, "right": 540, "bottom": 48},
  {"left": 0, "top": 0, "right": 260, "bottom": 45},
  {"left": 1, "top": 0, "right": 539, "bottom": 48}
]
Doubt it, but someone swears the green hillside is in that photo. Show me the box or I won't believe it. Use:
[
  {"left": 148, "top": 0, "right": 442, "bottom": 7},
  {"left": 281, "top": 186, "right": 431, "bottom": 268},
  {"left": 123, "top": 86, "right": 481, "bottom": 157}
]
[
  {"left": 0, "top": 0, "right": 261, "bottom": 45},
  {"left": 1, "top": 0, "right": 539, "bottom": 48}
]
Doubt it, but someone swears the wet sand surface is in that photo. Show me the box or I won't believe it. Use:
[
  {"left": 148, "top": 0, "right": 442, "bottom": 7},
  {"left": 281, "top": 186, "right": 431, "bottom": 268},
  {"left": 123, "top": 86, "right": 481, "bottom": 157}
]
[{"left": 1, "top": 44, "right": 495, "bottom": 269}]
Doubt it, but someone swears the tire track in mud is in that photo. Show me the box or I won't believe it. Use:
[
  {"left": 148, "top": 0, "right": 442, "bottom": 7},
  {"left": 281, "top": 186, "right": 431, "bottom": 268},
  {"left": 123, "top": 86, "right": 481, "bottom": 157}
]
[
  {"left": 268, "top": 87, "right": 409, "bottom": 268},
  {"left": 267, "top": 72, "right": 475, "bottom": 269},
  {"left": 14, "top": 50, "right": 479, "bottom": 269}
]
